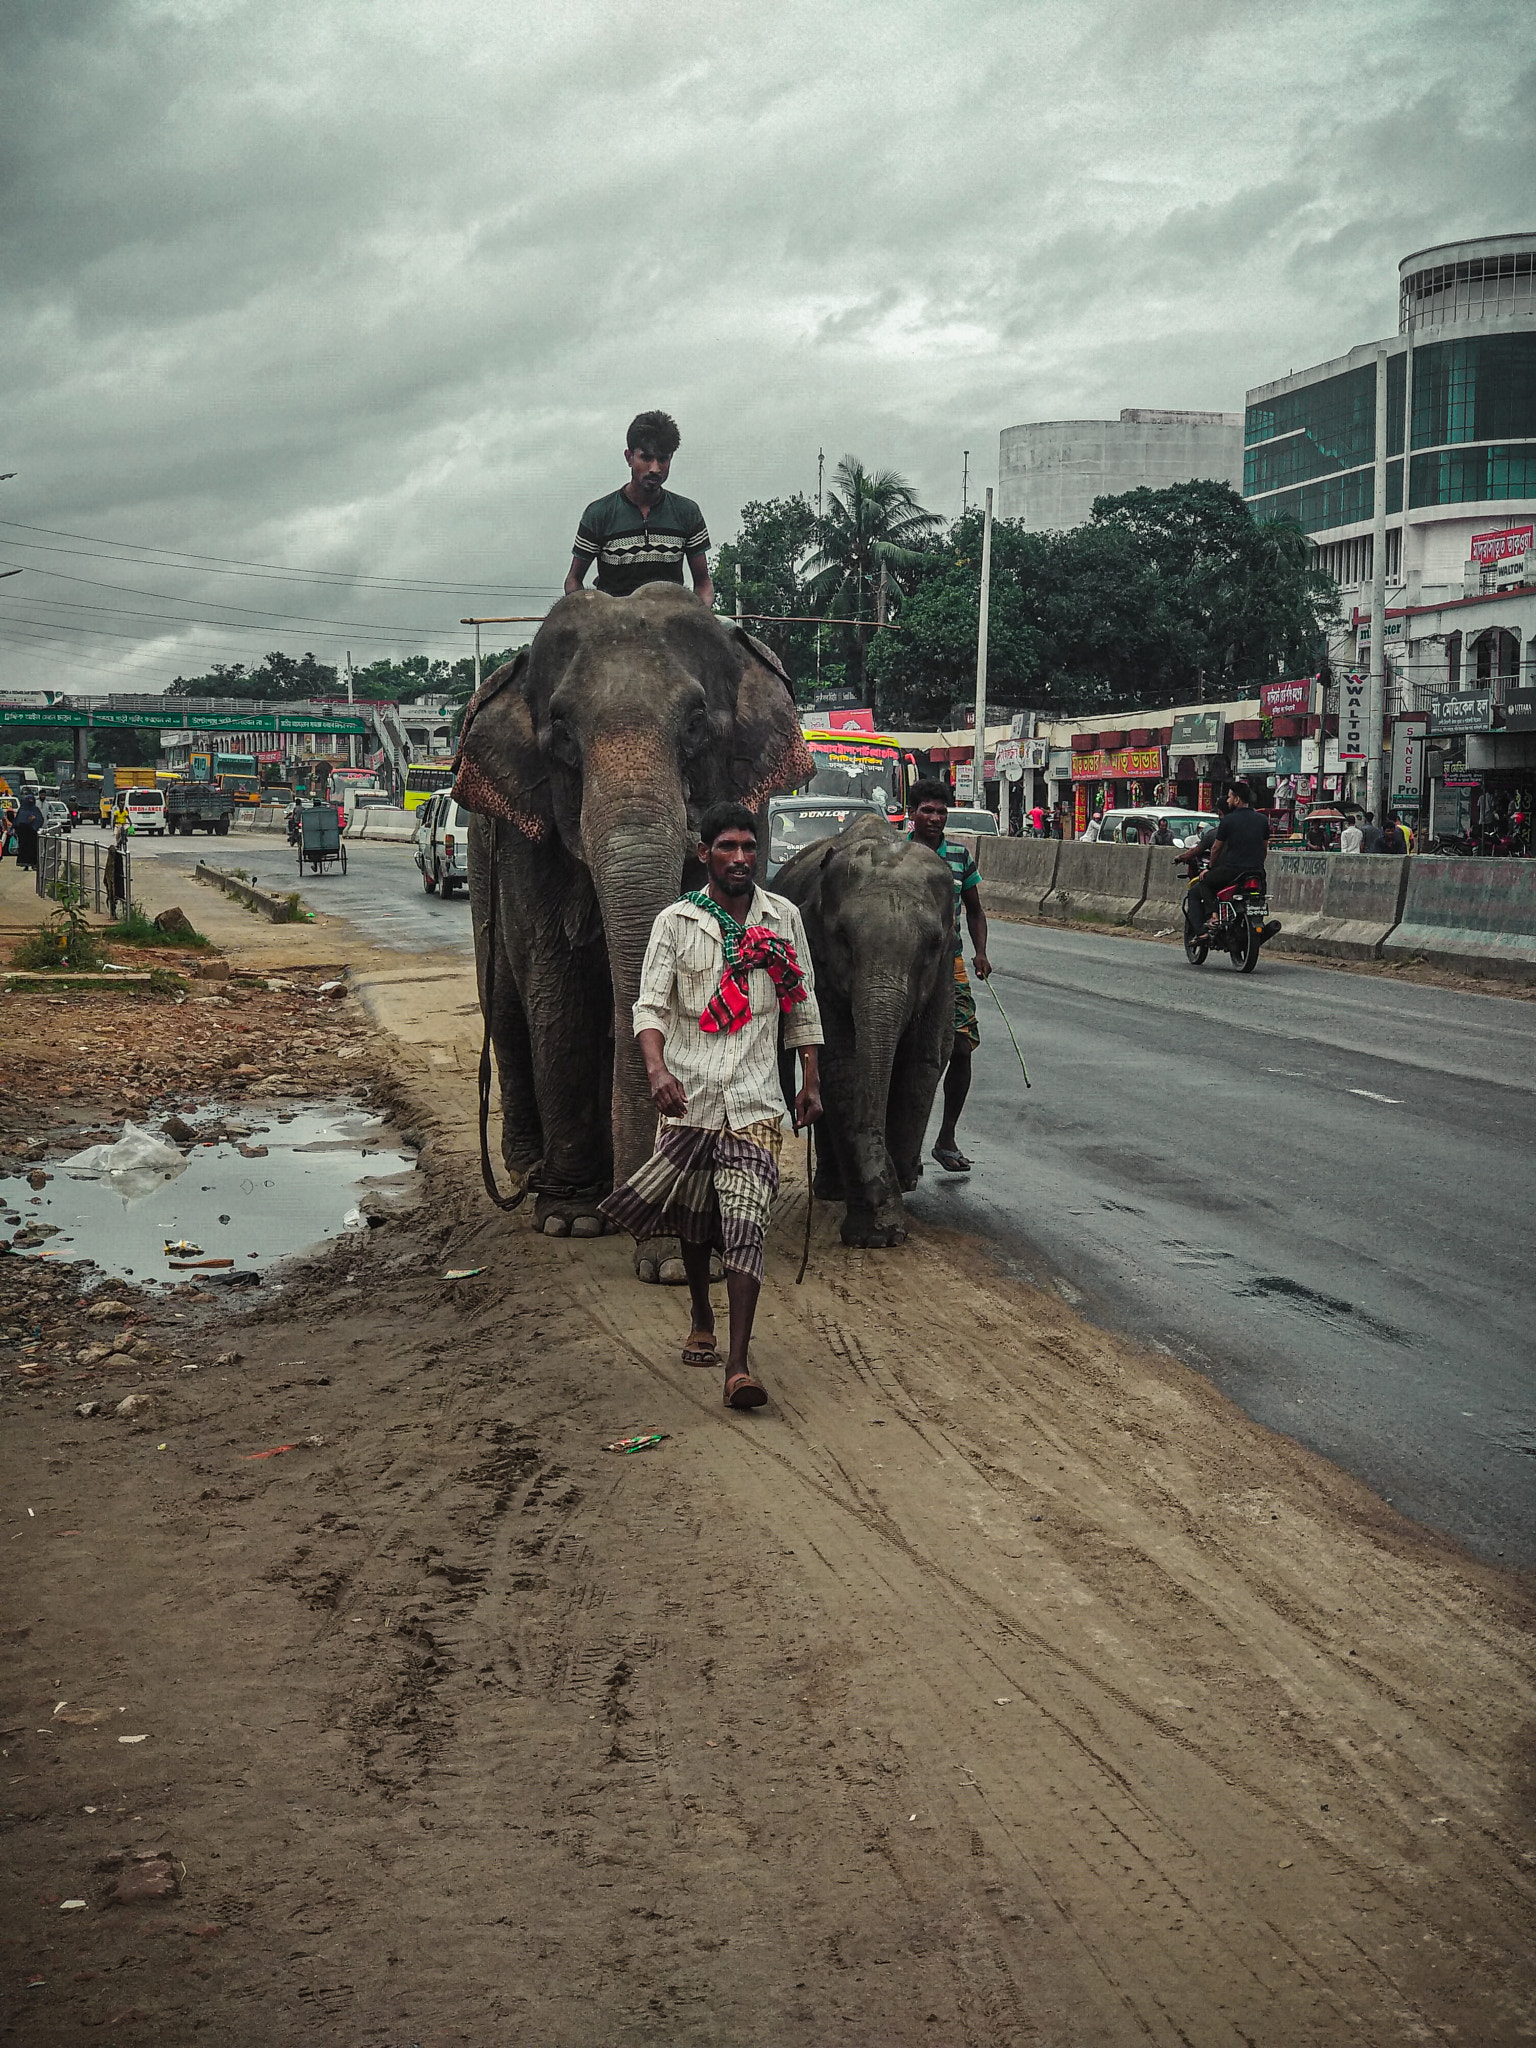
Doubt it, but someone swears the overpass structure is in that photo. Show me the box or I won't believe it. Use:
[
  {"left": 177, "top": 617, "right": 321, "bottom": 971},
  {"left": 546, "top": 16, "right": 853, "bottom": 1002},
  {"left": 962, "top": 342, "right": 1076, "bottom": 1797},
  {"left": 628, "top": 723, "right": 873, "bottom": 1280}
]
[{"left": 0, "top": 692, "right": 372, "bottom": 779}]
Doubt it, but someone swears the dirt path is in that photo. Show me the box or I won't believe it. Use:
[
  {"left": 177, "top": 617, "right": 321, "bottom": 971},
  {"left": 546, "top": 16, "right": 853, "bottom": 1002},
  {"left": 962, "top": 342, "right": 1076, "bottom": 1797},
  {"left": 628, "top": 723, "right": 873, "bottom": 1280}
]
[{"left": 3, "top": 905, "right": 1534, "bottom": 2044}]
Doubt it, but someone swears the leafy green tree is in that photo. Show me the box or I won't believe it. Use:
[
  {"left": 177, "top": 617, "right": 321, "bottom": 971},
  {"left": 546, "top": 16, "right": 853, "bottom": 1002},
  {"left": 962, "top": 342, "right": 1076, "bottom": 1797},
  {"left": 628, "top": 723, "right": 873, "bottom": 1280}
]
[
  {"left": 711, "top": 495, "right": 820, "bottom": 679},
  {"left": 868, "top": 483, "right": 1339, "bottom": 727},
  {"left": 804, "top": 458, "right": 941, "bottom": 706}
]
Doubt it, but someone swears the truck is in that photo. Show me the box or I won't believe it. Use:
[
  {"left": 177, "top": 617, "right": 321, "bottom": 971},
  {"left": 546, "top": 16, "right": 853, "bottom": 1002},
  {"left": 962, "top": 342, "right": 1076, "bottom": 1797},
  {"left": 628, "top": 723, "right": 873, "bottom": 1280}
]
[{"left": 165, "top": 780, "right": 235, "bottom": 836}]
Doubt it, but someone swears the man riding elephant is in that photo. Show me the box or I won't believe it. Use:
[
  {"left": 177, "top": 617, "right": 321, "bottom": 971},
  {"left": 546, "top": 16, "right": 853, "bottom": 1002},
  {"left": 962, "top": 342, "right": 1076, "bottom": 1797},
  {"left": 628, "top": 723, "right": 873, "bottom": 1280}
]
[
  {"left": 565, "top": 410, "right": 714, "bottom": 611},
  {"left": 454, "top": 582, "right": 814, "bottom": 1280}
]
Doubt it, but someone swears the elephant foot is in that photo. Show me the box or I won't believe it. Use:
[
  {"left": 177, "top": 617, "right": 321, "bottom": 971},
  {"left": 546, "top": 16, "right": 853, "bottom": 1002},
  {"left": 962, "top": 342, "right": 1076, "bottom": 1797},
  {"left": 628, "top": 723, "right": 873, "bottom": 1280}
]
[
  {"left": 634, "top": 1236, "right": 723, "bottom": 1285},
  {"left": 535, "top": 1193, "right": 612, "bottom": 1239},
  {"left": 840, "top": 1204, "right": 909, "bottom": 1250}
]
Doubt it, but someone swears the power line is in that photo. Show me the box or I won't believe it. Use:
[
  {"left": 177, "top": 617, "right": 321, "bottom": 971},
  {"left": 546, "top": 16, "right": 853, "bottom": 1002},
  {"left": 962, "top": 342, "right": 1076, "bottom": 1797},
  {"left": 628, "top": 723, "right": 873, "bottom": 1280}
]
[
  {"left": 0, "top": 559, "right": 472, "bottom": 637},
  {"left": 0, "top": 517, "right": 561, "bottom": 596}
]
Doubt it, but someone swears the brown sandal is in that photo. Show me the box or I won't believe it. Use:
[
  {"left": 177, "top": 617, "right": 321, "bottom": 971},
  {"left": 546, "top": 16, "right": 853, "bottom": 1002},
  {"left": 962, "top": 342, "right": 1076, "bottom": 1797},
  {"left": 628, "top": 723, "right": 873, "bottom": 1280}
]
[
  {"left": 681, "top": 1329, "right": 717, "bottom": 1367},
  {"left": 723, "top": 1370, "right": 767, "bottom": 1410}
]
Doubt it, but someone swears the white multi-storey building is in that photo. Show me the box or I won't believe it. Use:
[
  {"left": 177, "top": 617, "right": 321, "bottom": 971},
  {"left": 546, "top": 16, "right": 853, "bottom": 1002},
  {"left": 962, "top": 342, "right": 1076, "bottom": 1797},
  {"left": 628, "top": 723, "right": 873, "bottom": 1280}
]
[{"left": 1243, "top": 233, "right": 1536, "bottom": 837}]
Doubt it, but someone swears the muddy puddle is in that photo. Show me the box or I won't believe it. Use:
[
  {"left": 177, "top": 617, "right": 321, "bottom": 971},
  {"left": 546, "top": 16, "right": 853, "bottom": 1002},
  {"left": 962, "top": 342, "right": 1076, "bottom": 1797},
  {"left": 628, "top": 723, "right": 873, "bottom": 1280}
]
[{"left": 3, "top": 1101, "right": 415, "bottom": 1290}]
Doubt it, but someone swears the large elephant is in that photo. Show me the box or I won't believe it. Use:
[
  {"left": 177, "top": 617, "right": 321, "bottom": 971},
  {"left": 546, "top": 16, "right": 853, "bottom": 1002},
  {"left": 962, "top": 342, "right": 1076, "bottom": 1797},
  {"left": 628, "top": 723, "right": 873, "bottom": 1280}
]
[
  {"left": 772, "top": 814, "right": 955, "bottom": 1247},
  {"left": 455, "top": 584, "right": 814, "bottom": 1278}
]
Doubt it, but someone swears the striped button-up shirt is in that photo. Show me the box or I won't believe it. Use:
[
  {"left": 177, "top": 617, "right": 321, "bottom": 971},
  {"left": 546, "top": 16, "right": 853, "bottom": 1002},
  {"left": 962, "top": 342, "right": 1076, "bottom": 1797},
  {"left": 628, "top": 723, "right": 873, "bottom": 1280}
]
[{"left": 632, "top": 888, "right": 823, "bottom": 1132}]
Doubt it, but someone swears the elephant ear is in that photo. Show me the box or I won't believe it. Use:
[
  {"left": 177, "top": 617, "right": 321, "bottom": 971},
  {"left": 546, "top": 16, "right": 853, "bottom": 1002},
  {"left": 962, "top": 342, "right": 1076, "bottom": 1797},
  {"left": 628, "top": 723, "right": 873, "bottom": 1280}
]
[
  {"left": 728, "top": 626, "right": 815, "bottom": 810},
  {"left": 452, "top": 649, "right": 552, "bottom": 842}
]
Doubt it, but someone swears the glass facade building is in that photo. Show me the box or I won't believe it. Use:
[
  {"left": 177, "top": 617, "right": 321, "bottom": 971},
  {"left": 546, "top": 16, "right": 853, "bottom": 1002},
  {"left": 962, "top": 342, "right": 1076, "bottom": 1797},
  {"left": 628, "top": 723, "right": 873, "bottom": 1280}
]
[{"left": 1244, "top": 241, "right": 1535, "bottom": 537}]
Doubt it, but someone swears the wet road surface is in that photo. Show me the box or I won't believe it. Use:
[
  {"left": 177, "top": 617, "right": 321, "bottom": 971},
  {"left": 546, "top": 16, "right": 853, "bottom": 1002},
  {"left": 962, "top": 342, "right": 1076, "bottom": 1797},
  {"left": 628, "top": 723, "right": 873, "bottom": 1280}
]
[
  {"left": 104, "top": 824, "right": 1534, "bottom": 1563},
  {"left": 915, "top": 921, "right": 1536, "bottom": 1568},
  {"left": 99, "top": 823, "right": 472, "bottom": 954}
]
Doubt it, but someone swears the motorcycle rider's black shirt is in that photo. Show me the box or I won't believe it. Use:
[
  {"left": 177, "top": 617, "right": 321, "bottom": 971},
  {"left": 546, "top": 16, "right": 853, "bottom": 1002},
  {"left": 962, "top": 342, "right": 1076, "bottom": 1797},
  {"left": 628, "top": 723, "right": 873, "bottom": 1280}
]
[{"left": 1210, "top": 806, "right": 1269, "bottom": 876}]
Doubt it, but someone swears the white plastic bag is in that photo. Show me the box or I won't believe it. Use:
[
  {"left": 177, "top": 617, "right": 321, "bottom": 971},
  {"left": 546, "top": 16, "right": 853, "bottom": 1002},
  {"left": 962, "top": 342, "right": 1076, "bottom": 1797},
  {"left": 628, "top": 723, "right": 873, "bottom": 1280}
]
[{"left": 66, "top": 1120, "right": 188, "bottom": 1198}]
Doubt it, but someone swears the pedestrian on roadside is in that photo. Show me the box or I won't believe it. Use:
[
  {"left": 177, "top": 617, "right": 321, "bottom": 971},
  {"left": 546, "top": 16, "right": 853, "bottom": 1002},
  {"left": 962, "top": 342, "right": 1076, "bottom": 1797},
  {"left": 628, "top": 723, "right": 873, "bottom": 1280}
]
[
  {"left": 1029, "top": 803, "right": 1045, "bottom": 836},
  {"left": 1381, "top": 811, "right": 1409, "bottom": 856},
  {"left": 600, "top": 801, "right": 822, "bottom": 1412},
  {"left": 12, "top": 791, "right": 43, "bottom": 872},
  {"left": 1152, "top": 818, "right": 1173, "bottom": 846},
  {"left": 1360, "top": 811, "right": 1385, "bottom": 853},
  {"left": 0, "top": 800, "right": 16, "bottom": 862},
  {"left": 907, "top": 779, "right": 991, "bottom": 1175},
  {"left": 1050, "top": 803, "right": 1064, "bottom": 840},
  {"left": 1340, "top": 815, "right": 1364, "bottom": 854}
]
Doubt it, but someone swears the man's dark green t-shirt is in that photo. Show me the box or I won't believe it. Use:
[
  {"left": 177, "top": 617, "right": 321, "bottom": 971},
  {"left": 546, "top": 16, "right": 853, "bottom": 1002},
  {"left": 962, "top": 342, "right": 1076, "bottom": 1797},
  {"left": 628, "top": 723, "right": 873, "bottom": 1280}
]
[{"left": 572, "top": 488, "right": 710, "bottom": 598}]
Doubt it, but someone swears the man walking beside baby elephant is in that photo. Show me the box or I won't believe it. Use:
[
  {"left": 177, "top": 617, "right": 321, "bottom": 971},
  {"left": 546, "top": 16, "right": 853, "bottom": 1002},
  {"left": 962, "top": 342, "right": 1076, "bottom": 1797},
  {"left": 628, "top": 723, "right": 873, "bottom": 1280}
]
[{"left": 601, "top": 803, "right": 822, "bottom": 1411}]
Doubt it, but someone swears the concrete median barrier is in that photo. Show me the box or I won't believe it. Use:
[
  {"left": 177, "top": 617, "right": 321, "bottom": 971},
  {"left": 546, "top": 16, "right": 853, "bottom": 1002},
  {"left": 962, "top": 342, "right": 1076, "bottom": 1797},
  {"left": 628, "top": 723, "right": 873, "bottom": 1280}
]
[
  {"left": 1130, "top": 847, "right": 1194, "bottom": 931},
  {"left": 1042, "top": 841, "right": 1150, "bottom": 925},
  {"left": 1382, "top": 857, "right": 1536, "bottom": 979},
  {"left": 1306, "top": 855, "right": 1410, "bottom": 959},
  {"left": 1264, "top": 850, "right": 1330, "bottom": 949},
  {"left": 975, "top": 836, "right": 1060, "bottom": 920},
  {"left": 347, "top": 806, "right": 418, "bottom": 843}
]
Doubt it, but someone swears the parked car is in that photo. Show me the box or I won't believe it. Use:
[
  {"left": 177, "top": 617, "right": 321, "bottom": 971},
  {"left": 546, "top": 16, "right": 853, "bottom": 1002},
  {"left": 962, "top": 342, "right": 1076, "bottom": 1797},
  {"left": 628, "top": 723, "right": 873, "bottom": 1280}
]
[
  {"left": 1092, "top": 806, "right": 1218, "bottom": 849},
  {"left": 766, "top": 796, "right": 886, "bottom": 880},
  {"left": 41, "top": 798, "right": 72, "bottom": 833},
  {"left": 124, "top": 787, "right": 168, "bottom": 836},
  {"left": 414, "top": 793, "right": 473, "bottom": 896},
  {"left": 943, "top": 807, "right": 999, "bottom": 836}
]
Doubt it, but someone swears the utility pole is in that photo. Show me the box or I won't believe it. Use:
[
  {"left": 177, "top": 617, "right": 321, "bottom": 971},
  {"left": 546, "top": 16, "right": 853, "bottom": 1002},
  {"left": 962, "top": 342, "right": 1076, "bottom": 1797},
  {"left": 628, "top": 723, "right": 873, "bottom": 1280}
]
[
  {"left": 815, "top": 448, "right": 824, "bottom": 686},
  {"left": 972, "top": 488, "right": 994, "bottom": 810},
  {"left": 1367, "top": 345, "right": 1389, "bottom": 821},
  {"left": 345, "top": 649, "right": 357, "bottom": 770},
  {"left": 962, "top": 451, "right": 969, "bottom": 517},
  {"left": 877, "top": 559, "right": 887, "bottom": 631}
]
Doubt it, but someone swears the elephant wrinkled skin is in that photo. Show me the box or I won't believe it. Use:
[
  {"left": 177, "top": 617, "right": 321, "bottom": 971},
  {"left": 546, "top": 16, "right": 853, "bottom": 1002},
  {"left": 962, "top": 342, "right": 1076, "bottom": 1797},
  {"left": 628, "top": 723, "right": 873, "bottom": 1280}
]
[
  {"left": 455, "top": 585, "right": 814, "bottom": 1278},
  {"left": 773, "top": 814, "right": 955, "bottom": 1247}
]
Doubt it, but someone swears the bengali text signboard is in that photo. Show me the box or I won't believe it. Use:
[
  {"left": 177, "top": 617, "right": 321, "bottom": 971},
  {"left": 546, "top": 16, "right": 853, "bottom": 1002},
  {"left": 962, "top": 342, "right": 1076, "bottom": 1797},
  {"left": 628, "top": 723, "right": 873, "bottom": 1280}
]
[
  {"left": 1260, "top": 678, "right": 1312, "bottom": 719},
  {"left": 1430, "top": 692, "right": 1492, "bottom": 734},
  {"left": 1069, "top": 746, "right": 1165, "bottom": 782},
  {"left": 1471, "top": 523, "right": 1534, "bottom": 565}
]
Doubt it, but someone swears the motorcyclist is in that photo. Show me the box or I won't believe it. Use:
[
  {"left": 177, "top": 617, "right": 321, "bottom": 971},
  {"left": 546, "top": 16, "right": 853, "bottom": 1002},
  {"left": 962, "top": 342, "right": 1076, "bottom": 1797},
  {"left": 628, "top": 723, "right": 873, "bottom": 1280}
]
[{"left": 1183, "top": 781, "right": 1271, "bottom": 938}]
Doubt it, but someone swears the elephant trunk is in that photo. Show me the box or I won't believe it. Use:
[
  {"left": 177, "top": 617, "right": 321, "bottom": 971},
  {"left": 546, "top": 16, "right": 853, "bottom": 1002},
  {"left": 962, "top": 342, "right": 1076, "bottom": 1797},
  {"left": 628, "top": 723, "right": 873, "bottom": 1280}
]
[
  {"left": 847, "top": 968, "right": 913, "bottom": 1209},
  {"left": 581, "top": 735, "right": 693, "bottom": 1186}
]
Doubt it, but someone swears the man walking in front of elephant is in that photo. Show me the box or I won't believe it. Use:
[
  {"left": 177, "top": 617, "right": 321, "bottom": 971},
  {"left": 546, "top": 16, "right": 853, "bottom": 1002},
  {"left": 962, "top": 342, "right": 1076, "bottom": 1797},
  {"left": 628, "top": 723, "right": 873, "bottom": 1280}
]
[
  {"left": 908, "top": 779, "right": 991, "bottom": 1174},
  {"left": 565, "top": 410, "right": 715, "bottom": 609},
  {"left": 600, "top": 802, "right": 822, "bottom": 1411}
]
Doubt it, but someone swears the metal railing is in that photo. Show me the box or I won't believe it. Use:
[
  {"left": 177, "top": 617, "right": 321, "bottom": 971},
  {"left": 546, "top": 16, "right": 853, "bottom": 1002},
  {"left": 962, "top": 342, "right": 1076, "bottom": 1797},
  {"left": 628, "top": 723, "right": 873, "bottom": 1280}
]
[{"left": 35, "top": 830, "right": 132, "bottom": 917}]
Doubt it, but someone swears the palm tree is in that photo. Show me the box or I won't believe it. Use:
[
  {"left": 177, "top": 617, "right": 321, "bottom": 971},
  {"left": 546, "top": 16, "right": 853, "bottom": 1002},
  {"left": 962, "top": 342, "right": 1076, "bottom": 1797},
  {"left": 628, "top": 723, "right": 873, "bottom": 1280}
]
[{"left": 804, "top": 457, "right": 941, "bottom": 707}]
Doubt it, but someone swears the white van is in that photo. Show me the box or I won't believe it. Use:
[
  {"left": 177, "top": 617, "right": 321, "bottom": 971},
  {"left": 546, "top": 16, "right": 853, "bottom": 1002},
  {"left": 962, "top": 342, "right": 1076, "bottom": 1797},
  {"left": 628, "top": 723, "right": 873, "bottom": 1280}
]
[
  {"left": 1090, "top": 806, "right": 1217, "bottom": 850},
  {"left": 124, "top": 787, "right": 168, "bottom": 836}
]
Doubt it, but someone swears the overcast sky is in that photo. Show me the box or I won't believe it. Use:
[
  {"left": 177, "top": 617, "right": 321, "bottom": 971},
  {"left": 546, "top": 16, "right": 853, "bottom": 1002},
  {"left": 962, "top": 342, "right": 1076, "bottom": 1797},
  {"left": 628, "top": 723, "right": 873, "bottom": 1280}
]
[{"left": 1, "top": 0, "right": 1529, "bottom": 696}]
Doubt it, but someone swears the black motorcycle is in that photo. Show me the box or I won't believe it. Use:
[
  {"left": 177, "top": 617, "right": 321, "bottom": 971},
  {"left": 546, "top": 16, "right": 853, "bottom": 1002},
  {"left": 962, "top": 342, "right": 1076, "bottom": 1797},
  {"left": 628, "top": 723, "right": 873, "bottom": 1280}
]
[{"left": 1182, "top": 866, "right": 1275, "bottom": 973}]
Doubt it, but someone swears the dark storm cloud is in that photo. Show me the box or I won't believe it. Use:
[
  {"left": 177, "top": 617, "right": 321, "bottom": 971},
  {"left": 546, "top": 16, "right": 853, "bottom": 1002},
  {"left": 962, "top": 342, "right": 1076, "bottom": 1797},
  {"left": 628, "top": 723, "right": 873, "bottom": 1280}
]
[{"left": 0, "top": 0, "right": 1526, "bottom": 689}]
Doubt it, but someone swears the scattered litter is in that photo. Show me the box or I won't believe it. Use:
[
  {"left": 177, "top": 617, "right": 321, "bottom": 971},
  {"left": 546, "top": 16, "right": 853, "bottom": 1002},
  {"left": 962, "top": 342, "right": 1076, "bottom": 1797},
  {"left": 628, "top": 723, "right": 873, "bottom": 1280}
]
[
  {"left": 317, "top": 979, "right": 346, "bottom": 997},
  {"left": 604, "top": 1432, "right": 670, "bottom": 1455},
  {"left": 994, "top": 1697, "right": 1012, "bottom": 1705},
  {"left": 163, "top": 1239, "right": 203, "bottom": 1257},
  {"left": 60, "top": 1899, "right": 88, "bottom": 1912},
  {"left": 106, "top": 1854, "right": 179, "bottom": 1905},
  {"left": 1429, "top": 1815, "right": 1449, "bottom": 1826},
  {"left": 245, "top": 1443, "right": 297, "bottom": 1460},
  {"left": 909, "top": 1813, "right": 918, "bottom": 1823},
  {"left": 443, "top": 1267, "right": 484, "bottom": 1280},
  {"left": 117, "top": 1734, "right": 148, "bottom": 1745},
  {"left": 65, "top": 1122, "right": 187, "bottom": 1199},
  {"left": 54, "top": 1706, "right": 116, "bottom": 1726},
  {"left": 168, "top": 1257, "right": 234, "bottom": 1270},
  {"left": 74, "top": 1399, "right": 104, "bottom": 1419}
]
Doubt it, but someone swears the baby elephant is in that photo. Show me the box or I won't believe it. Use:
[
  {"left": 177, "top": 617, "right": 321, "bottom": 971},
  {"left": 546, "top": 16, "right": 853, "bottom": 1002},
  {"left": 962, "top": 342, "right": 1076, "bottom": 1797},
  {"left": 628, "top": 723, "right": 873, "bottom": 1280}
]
[{"left": 774, "top": 814, "right": 954, "bottom": 1246}]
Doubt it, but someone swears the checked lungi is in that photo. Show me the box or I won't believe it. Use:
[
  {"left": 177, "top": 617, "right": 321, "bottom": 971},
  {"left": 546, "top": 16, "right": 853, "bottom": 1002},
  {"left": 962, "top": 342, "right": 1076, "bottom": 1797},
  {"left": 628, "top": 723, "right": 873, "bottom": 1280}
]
[{"left": 600, "top": 1119, "right": 784, "bottom": 1284}]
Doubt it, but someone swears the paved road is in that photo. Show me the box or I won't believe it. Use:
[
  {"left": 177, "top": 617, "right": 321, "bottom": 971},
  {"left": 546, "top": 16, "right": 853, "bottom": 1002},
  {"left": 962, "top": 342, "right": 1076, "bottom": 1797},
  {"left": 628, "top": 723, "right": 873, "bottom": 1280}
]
[
  {"left": 98, "top": 824, "right": 1535, "bottom": 1564},
  {"left": 95, "top": 822, "right": 472, "bottom": 954},
  {"left": 914, "top": 921, "right": 1536, "bottom": 1568}
]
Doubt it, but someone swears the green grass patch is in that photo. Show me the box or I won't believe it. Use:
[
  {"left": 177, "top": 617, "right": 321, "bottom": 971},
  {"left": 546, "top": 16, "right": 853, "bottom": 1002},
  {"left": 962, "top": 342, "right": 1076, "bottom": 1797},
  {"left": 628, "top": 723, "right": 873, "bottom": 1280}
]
[{"left": 105, "top": 903, "right": 210, "bottom": 950}]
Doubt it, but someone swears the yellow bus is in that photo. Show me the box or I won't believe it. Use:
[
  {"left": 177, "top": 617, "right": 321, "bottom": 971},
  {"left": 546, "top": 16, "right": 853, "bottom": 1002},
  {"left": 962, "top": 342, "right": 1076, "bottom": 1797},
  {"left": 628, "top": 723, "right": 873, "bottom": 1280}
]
[
  {"left": 797, "top": 727, "right": 913, "bottom": 823},
  {"left": 403, "top": 763, "right": 455, "bottom": 812}
]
